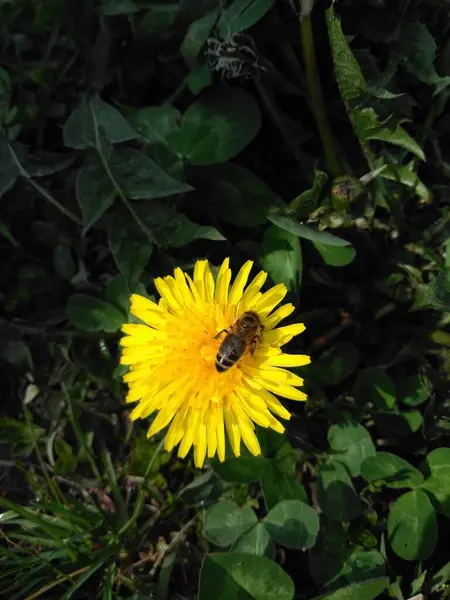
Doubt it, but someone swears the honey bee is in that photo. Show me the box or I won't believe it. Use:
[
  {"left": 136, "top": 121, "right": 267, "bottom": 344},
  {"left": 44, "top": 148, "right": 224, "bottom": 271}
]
[{"left": 215, "top": 311, "right": 264, "bottom": 372}]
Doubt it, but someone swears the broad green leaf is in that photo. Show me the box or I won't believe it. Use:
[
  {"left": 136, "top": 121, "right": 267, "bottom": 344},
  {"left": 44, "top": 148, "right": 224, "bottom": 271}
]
[
  {"left": 139, "top": 203, "right": 225, "bottom": 247},
  {"left": 398, "top": 21, "right": 450, "bottom": 94},
  {"left": 354, "top": 368, "right": 396, "bottom": 409},
  {"left": 387, "top": 489, "right": 437, "bottom": 560},
  {"left": 309, "top": 521, "right": 349, "bottom": 586},
  {"left": 129, "top": 105, "right": 181, "bottom": 145},
  {"left": 202, "top": 163, "right": 278, "bottom": 227},
  {"left": 328, "top": 422, "right": 375, "bottom": 477},
  {"left": 361, "top": 452, "right": 424, "bottom": 490},
  {"left": 76, "top": 148, "right": 192, "bottom": 232},
  {"left": 261, "top": 226, "right": 302, "bottom": 294},
  {"left": 218, "top": 0, "right": 277, "bottom": 36},
  {"left": 66, "top": 294, "right": 125, "bottom": 332},
  {"left": 211, "top": 453, "right": 264, "bottom": 483},
  {"left": 264, "top": 499, "right": 319, "bottom": 549},
  {"left": 232, "top": 523, "right": 272, "bottom": 557},
  {"left": 0, "top": 336, "right": 33, "bottom": 370},
  {"left": 106, "top": 274, "right": 131, "bottom": 314},
  {"left": 260, "top": 460, "right": 308, "bottom": 510},
  {"left": 380, "top": 165, "right": 430, "bottom": 202},
  {"left": 63, "top": 95, "right": 137, "bottom": 149},
  {"left": 108, "top": 226, "right": 152, "bottom": 284},
  {"left": 398, "top": 374, "right": 432, "bottom": 407},
  {"left": 25, "top": 152, "right": 74, "bottom": 177},
  {"left": 203, "top": 500, "right": 257, "bottom": 547},
  {"left": 136, "top": 4, "right": 180, "bottom": 38},
  {"left": 420, "top": 448, "right": 450, "bottom": 516},
  {"left": 316, "top": 459, "right": 361, "bottom": 521},
  {"left": 311, "top": 578, "right": 388, "bottom": 600},
  {"left": 187, "top": 64, "right": 212, "bottom": 95},
  {"left": 198, "top": 553, "right": 294, "bottom": 600},
  {"left": 268, "top": 214, "right": 350, "bottom": 246},
  {"left": 167, "top": 87, "right": 261, "bottom": 164},
  {"left": 181, "top": 8, "right": 219, "bottom": 62},
  {"left": 313, "top": 342, "right": 360, "bottom": 386},
  {"left": 312, "top": 242, "right": 356, "bottom": 267}
]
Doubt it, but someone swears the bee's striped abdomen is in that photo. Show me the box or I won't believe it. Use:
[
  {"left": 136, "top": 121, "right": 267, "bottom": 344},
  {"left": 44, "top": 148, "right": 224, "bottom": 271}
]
[{"left": 215, "top": 336, "right": 246, "bottom": 372}]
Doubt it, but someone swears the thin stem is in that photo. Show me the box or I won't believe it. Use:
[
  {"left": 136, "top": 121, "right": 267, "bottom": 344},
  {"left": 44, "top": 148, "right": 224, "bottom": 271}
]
[
  {"left": 62, "top": 383, "right": 102, "bottom": 481},
  {"left": 23, "top": 407, "right": 65, "bottom": 505},
  {"left": 300, "top": 10, "right": 341, "bottom": 176},
  {"left": 118, "top": 438, "right": 165, "bottom": 537},
  {"left": 24, "top": 566, "right": 89, "bottom": 600},
  {"left": 101, "top": 446, "right": 128, "bottom": 526},
  {"left": 149, "top": 515, "right": 198, "bottom": 577}
]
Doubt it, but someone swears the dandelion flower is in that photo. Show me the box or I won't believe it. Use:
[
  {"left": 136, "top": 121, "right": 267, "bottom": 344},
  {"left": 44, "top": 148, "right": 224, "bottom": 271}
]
[{"left": 120, "top": 259, "right": 310, "bottom": 468}]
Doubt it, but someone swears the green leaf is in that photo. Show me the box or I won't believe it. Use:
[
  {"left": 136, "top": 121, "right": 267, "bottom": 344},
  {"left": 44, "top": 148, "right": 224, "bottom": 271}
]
[
  {"left": 326, "top": 7, "right": 368, "bottom": 103},
  {"left": 316, "top": 459, "right": 361, "bottom": 521},
  {"left": 264, "top": 499, "right": 319, "bottom": 549},
  {"left": 53, "top": 244, "right": 76, "bottom": 280},
  {"left": 314, "top": 342, "right": 360, "bottom": 386},
  {"left": 353, "top": 108, "right": 425, "bottom": 161},
  {"left": 397, "top": 374, "right": 432, "bottom": 407},
  {"left": 420, "top": 448, "right": 450, "bottom": 516},
  {"left": 387, "top": 489, "right": 437, "bottom": 561},
  {"left": 181, "top": 8, "right": 220, "bottom": 62},
  {"left": 63, "top": 95, "right": 137, "bottom": 149},
  {"left": 312, "top": 242, "right": 356, "bottom": 267},
  {"left": 106, "top": 274, "right": 131, "bottom": 314},
  {"left": 202, "top": 163, "right": 278, "bottom": 227},
  {"left": 167, "top": 87, "right": 261, "bottom": 165},
  {"left": 211, "top": 453, "right": 264, "bottom": 483},
  {"left": 54, "top": 439, "right": 77, "bottom": 477},
  {"left": 309, "top": 521, "right": 349, "bottom": 586},
  {"left": 328, "top": 422, "right": 375, "bottom": 477},
  {"left": 103, "top": 563, "right": 116, "bottom": 600},
  {"left": 187, "top": 64, "right": 213, "bottom": 95},
  {"left": 260, "top": 460, "right": 308, "bottom": 510},
  {"left": 218, "top": 0, "right": 277, "bottom": 36},
  {"left": 139, "top": 203, "right": 225, "bottom": 247},
  {"left": 203, "top": 500, "right": 257, "bottom": 547},
  {"left": 61, "top": 558, "right": 106, "bottom": 600},
  {"left": 198, "top": 553, "right": 294, "bottom": 600},
  {"left": 398, "top": 21, "right": 450, "bottom": 93},
  {"left": 232, "top": 523, "right": 272, "bottom": 557},
  {"left": 361, "top": 452, "right": 424, "bottom": 490},
  {"left": 354, "top": 368, "right": 396, "bottom": 410},
  {"left": 340, "top": 550, "right": 385, "bottom": 585},
  {"left": 66, "top": 294, "right": 125, "bottom": 332},
  {"left": 261, "top": 226, "right": 302, "bottom": 294},
  {"left": 129, "top": 105, "right": 181, "bottom": 145},
  {"left": 0, "top": 66, "right": 11, "bottom": 123},
  {"left": 311, "top": 578, "right": 388, "bottom": 600},
  {"left": 268, "top": 214, "right": 350, "bottom": 246},
  {"left": 289, "top": 169, "right": 328, "bottom": 218},
  {"left": 26, "top": 152, "right": 75, "bottom": 177},
  {"left": 76, "top": 148, "right": 192, "bottom": 232},
  {"left": 108, "top": 227, "right": 152, "bottom": 283},
  {"left": 380, "top": 165, "right": 430, "bottom": 202}
]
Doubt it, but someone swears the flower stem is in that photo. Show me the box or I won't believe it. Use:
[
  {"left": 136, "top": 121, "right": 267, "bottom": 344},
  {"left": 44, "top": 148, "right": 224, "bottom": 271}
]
[{"left": 300, "top": 9, "right": 341, "bottom": 176}]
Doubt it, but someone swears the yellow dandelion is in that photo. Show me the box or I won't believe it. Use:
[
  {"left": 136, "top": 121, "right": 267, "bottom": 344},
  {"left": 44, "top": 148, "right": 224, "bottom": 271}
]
[{"left": 120, "top": 258, "right": 310, "bottom": 468}]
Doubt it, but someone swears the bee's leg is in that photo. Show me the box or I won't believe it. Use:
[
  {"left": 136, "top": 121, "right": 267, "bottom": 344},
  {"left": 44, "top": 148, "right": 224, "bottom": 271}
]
[
  {"left": 250, "top": 339, "right": 257, "bottom": 355},
  {"left": 214, "top": 329, "right": 228, "bottom": 340}
]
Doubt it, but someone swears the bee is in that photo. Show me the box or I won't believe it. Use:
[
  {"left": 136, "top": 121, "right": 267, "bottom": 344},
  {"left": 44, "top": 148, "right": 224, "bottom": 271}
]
[{"left": 215, "top": 311, "right": 264, "bottom": 372}]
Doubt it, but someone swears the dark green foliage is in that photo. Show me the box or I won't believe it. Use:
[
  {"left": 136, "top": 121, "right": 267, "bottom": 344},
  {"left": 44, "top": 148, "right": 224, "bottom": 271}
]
[{"left": 1, "top": 0, "right": 450, "bottom": 599}]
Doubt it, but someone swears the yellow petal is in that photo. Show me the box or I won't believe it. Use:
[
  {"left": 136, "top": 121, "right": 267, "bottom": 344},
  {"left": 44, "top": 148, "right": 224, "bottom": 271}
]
[
  {"left": 263, "top": 381, "right": 308, "bottom": 401},
  {"left": 154, "top": 278, "right": 182, "bottom": 312},
  {"left": 254, "top": 284, "right": 287, "bottom": 317},
  {"left": 263, "top": 304, "right": 295, "bottom": 329},
  {"left": 229, "top": 260, "right": 253, "bottom": 305},
  {"left": 238, "top": 270, "right": 268, "bottom": 313},
  {"left": 215, "top": 258, "right": 231, "bottom": 307},
  {"left": 263, "top": 323, "right": 306, "bottom": 345},
  {"left": 224, "top": 398, "right": 241, "bottom": 457},
  {"left": 194, "top": 260, "right": 208, "bottom": 301},
  {"left": 216, "top": 407, "right": 226, "bottom": 462}
]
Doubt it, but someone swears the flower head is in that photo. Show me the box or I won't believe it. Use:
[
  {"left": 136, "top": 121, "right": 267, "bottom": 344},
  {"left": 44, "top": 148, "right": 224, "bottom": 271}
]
[{"left": 120, "top": 259, "right": 309, "bottom": 467}]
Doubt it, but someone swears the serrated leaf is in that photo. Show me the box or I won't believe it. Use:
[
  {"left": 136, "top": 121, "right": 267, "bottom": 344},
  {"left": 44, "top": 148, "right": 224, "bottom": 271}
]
[
  {"left": 63, "top": 95, "right": 137, "bottom": 149},
  {"left": 380, "top": 164, "right": 430, "bottom": 201}
]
